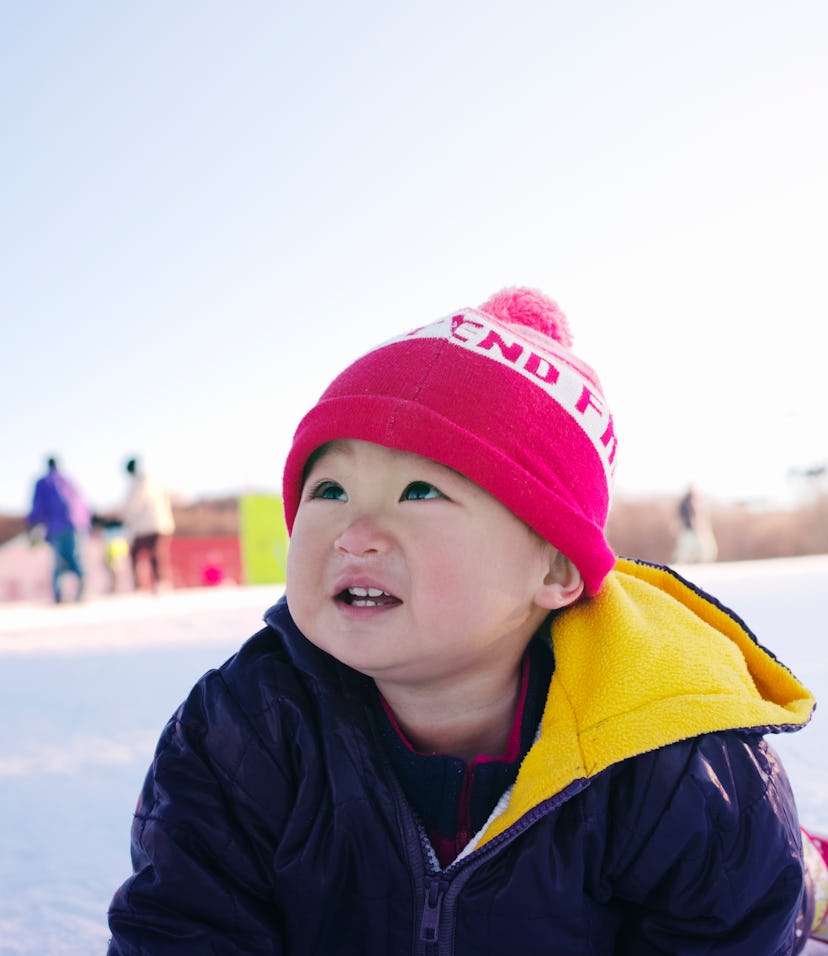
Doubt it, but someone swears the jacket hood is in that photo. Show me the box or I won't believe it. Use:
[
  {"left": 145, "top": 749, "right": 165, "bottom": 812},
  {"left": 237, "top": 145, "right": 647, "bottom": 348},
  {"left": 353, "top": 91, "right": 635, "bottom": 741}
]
[{"left": 480, "top": 557, "right": 816, "bottom": 846}]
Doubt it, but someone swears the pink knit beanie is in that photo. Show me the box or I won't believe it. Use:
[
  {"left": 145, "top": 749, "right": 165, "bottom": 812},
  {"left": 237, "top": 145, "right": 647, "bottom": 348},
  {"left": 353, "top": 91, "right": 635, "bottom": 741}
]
[{"left": 282, "top": 287, "right": 617, "bottom": 595}]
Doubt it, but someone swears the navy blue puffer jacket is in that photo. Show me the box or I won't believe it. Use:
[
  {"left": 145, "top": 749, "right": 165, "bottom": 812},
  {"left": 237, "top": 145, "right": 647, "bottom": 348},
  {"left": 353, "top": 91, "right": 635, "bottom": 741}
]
[{"left": 108, "top": 560, "right": 815, "bottom": 954}]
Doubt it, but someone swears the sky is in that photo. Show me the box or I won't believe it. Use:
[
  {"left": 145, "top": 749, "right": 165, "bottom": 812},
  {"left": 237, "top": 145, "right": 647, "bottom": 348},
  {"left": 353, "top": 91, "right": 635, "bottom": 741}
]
[{"left": 3, "top": 1, "right": 827, "bottom": 516}]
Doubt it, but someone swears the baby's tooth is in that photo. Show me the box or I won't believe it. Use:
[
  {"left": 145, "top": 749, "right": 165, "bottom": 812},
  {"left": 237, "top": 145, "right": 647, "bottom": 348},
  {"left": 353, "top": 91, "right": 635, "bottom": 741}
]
[{"left": 350, "top": 586, "right": 389, "bottom": 599}]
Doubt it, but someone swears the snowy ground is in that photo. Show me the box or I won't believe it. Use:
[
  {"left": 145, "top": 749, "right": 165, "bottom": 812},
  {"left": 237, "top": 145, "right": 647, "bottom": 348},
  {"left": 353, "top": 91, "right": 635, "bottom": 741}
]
[{"left": 1, "top": 557, "right": 827, "bottom": 955}]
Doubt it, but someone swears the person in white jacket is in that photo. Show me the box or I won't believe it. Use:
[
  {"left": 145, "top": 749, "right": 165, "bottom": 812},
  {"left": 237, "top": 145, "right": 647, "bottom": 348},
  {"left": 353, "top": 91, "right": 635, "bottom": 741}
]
[{"left": 121, "top": 457, "right": 175, "bottom": 591}]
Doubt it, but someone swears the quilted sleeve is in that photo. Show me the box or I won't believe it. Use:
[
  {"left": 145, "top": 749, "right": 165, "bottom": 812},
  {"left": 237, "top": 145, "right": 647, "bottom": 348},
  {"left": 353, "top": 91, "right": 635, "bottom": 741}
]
[
  {"left": 107, "top": 668, "right": 292, "bottom": 955},
  {"left": 609, "top": 733, "right": 808, "bottom": 955}
]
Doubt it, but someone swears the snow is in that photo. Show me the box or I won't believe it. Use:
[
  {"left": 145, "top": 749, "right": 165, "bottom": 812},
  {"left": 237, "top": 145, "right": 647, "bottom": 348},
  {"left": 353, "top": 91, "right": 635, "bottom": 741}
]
[{"left": 1, "top": 558, "right": 827, "bottom": 955}]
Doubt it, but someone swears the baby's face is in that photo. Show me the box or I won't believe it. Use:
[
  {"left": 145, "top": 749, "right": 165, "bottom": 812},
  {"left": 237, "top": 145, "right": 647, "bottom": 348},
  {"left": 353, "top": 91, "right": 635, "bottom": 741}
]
[{"left": 285, "top": 439, "right": 556, "bottom": 691}]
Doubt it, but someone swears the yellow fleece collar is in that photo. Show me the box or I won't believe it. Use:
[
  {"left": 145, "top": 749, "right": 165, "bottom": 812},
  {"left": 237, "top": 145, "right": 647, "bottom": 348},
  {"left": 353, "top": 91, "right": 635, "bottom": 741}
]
[{"left": 480, "top": 557, "right": 815, "bottom": 846}]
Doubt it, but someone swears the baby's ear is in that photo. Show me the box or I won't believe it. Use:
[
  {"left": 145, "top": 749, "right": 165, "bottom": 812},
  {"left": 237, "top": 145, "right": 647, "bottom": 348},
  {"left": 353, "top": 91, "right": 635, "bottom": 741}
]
[{"left": 534, "top": 549, "right": 584, "bottom": 610}]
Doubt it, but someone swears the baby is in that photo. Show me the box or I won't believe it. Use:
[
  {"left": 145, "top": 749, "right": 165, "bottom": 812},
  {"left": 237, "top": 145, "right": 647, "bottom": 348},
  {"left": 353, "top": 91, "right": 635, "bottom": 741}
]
[{"left": 108, "top": 287, "right": 823, "bottom": 954}]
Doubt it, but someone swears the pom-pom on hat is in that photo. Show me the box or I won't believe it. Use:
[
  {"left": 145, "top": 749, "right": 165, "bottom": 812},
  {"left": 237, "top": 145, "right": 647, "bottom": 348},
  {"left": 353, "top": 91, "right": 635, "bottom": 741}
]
[{"left": 282, "top": 287, "right": 618, "bottom": 595}]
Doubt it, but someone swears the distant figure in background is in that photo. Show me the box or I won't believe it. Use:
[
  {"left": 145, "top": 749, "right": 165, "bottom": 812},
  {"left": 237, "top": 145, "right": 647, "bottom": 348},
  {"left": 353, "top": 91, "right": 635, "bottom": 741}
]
[
  {"left": 91, "top": 515, "right": 130, "bottom": 593},
  {"left": 103, "top": 529, "right": 130, "bottom": 592},
  {"left": 26, "top": 456, "right": 91, "bottom": 603},
  {"left": 672, "top": 484, "right": 718, "bottom": 564},
  {"left": 121, "top": 458, "right": 176, "bottom": 592}
]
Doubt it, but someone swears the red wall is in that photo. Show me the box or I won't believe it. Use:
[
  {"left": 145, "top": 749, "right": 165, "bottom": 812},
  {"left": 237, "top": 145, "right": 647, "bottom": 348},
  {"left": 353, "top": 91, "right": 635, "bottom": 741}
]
[{"left": 169, "top": 537, "right": 243, "bottom": 589}]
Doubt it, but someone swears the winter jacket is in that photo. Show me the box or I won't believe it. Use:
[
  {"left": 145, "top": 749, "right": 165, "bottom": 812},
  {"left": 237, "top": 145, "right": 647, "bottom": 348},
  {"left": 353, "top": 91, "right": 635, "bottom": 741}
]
[
  {"left": 107, "top": 558, "right": 816, "bottom": 955},
  {"left": 27, "top": 467, "right": 90, "bottom": 540},
  {"left": 121, "top": 474, "right": 175, "bottom": 540}
]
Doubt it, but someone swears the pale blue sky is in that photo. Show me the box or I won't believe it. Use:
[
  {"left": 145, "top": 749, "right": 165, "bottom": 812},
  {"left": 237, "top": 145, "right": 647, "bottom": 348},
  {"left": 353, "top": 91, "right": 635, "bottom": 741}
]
[{"left": 3, "top": 1, "right": 827, "bottom": 514}]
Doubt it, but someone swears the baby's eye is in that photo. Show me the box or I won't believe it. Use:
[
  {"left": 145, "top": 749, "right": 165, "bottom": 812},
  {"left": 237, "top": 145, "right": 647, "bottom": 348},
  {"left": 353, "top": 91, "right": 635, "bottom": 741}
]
[
  {"left": 401, "top": 481, "right": 442, "bottom": 501},
  {"left": 308, "top": 480, "right": 347, "bottom": 501}
]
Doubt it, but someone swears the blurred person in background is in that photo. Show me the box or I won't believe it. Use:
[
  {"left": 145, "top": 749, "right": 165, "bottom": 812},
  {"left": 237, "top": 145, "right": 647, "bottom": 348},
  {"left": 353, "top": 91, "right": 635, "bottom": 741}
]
[
  {"left": 672, "top": 483, "right": 718, "bottom": 564},
  {"left": 91, "top": 514, "right": 131, "bottom": 593},
  {"left": 121, "top": 457, "right": 176, "bottom": 592},
  {"left": 103, "top": 528, "right": 130, "bottom": 592},
  {"left": 26, "top": 456, "right": 91, "bottom": 603}
]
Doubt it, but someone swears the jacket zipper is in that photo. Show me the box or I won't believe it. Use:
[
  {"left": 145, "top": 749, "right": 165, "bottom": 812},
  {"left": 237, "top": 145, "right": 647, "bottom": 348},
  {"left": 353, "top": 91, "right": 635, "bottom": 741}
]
[
  {"left": 419, "top": 876, "right": 449, "bottom": 947},
  {"left": 368, "top": 702, "right": 590, "bottom": 954},
  {"left": 426, "top": 779, "right": 595, "bottom": 953}
]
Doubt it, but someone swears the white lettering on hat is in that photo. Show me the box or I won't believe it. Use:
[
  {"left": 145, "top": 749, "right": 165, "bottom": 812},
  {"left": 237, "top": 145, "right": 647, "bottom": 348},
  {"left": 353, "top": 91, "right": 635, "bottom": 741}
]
[{"left": 386, "top": 310, "right": 617, "bottom": 482}]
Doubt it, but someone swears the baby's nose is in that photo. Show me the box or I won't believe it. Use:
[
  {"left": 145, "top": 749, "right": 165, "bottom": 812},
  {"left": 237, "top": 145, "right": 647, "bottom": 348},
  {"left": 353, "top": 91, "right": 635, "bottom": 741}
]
[{"left": 334, "top": 515, "right": 393, "bottom": 556}]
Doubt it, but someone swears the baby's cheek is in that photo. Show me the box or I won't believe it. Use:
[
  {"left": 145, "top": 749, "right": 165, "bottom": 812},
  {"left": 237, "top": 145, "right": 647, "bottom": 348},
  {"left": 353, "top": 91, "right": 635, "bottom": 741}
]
[
  {"left": 420, "top": 561, "right": 475, "bottom": 609},
  {"left": 284, "top": 541, "right": 313, "bottom": 611}
]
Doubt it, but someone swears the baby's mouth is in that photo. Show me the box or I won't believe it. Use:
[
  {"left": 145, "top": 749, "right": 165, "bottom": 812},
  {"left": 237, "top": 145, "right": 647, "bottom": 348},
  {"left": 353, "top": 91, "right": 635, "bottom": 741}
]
[{"left": 337, "top": 586, "right": 401, "bottom": 608}]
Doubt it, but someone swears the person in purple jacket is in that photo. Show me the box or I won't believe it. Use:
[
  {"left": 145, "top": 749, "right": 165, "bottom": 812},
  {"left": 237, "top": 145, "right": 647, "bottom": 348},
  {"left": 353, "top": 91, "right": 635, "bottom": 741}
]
[
  {"left": 108, "top": 288, "right": 828, "bottom": 953},
  {"left": 27, "top": 456, "right": 91, "bottom": 603}
]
